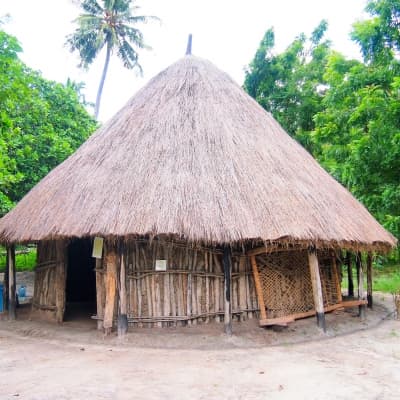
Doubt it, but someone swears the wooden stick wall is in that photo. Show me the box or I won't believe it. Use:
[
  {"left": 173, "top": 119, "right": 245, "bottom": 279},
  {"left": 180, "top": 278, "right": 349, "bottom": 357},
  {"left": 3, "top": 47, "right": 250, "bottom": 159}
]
[
  {"left": 32, "top": 241, "right": 58, "bottom": 313},
  {"left": 96, "top": 240, "right": 258, "bottom": 327}
]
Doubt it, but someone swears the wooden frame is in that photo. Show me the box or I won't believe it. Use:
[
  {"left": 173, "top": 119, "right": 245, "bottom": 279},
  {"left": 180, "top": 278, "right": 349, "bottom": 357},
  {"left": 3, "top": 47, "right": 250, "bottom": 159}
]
[
  {"left": 249, "top": 247, "right": 359, "bottom": 329},
  {"left": 259, "top": 299, "right": 368, "bottom": 326}
]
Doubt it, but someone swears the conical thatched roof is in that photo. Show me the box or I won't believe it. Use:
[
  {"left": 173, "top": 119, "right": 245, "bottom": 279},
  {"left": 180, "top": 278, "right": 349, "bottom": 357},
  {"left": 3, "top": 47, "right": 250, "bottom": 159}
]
[{"left": 0, "top": 56, "right": 396, "bottom": 251}]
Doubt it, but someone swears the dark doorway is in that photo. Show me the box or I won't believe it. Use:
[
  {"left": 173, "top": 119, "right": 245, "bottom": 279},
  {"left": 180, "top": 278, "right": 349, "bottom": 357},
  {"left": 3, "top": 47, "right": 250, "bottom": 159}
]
[{"left": 65, "top": 238, "right": 96, "bottom": 321}]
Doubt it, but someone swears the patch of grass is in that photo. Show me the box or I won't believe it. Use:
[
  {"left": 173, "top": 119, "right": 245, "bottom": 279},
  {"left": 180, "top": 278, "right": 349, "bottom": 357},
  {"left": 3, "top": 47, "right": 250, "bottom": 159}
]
[
  {"left": 0, "top": 245, "right": 37, "bottom": 272},
  {"left": 341, "top": 264, "right": 400, "bottom": 294},
  {"left": 373, "top": 273, "right": 400, "bottom": 293}
]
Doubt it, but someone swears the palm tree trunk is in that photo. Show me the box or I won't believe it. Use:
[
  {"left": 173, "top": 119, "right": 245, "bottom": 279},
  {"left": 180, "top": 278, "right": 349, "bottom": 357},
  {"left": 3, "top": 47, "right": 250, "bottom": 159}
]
[{"left": 95, "top": 43, "right": 111, "bottom": 119}]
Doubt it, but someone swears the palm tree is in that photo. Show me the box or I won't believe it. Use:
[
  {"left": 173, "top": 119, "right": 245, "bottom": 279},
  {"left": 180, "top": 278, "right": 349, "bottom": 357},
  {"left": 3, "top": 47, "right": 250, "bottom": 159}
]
[{"left": 66, "top": 0, "right": 157, "bottom": 119}]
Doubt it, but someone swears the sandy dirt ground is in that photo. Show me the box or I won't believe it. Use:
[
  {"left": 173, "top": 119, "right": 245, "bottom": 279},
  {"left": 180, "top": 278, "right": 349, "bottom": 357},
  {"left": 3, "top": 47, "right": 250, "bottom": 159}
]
[{"left": 0, "top": 273, "right": 399, "bottom": 400}]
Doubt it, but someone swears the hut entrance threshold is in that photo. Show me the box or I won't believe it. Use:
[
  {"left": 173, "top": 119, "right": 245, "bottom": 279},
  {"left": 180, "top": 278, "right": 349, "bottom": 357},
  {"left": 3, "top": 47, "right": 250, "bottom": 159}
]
[{"left": 65, "top": 239, "right": 96, "bottom": 321}]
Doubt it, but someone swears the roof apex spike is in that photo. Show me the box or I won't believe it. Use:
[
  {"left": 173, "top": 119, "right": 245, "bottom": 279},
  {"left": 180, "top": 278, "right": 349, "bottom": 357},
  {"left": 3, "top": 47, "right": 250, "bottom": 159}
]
[{"left": 185, "top": 33, "right": 192, "bottom": 56}]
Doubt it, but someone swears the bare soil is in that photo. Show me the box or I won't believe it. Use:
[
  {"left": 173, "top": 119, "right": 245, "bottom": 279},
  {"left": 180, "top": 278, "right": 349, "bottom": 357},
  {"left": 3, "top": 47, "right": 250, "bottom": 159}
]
[{"left": 0, "top": 273, "right": 399, "bottom": 399}]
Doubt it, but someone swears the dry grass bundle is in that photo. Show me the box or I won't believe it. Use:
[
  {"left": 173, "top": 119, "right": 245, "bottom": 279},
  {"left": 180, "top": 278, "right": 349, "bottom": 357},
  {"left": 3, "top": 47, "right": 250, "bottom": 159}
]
[{"left": 0, "top": 56, "right": 397, "bottom": 251}]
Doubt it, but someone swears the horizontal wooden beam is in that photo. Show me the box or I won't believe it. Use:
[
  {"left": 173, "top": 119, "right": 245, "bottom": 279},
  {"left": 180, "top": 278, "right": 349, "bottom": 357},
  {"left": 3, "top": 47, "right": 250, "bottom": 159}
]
[
  {"left": 247, "top": 246, "right": 268, "bottom": 256},
  {"left": 247, "top": 245, "right": 307, "bottom": 257},
  {"left": 259, "top": 316, "right": 295, "bottom": 326},
  {"left": 341, "top": 299, "right": 368, "bottom": 308},
  {"left": 259, "top": 301, "right": 366, "bottom": 327},
  {"left": 32, "top": 303, "right": 57, "bottom": 311}
]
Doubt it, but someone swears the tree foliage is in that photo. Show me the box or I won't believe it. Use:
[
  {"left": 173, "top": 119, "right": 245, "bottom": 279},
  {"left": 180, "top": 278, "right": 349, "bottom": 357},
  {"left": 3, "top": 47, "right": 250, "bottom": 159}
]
[
  {"left": 352, "top": 0, "right": 400, "bottom": 63},
  {"left": 244, "top": 20, "right": 331, "bottom": 151},
  {"left": 66, "top": 0, "right": 158, "bottom": 118},
  {"left": 245, "top": 1, "right": 400, "bottom": 243},
  {"left": 0, "top": 29, "right": 97, "bottom": 215}
]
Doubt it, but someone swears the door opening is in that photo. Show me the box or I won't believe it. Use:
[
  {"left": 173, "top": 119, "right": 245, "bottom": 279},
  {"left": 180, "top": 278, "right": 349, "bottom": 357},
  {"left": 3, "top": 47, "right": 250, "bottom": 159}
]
[{"left": 65, "top": 238, "right": 96, "bottom": 321}]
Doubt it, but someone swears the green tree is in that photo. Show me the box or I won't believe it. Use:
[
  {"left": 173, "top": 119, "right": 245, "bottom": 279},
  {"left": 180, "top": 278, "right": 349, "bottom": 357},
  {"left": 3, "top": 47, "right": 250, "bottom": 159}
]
[
  {"left": 244, "top": 1, "right": 400, "bottom": 245},
  {"left": 66, "top": 0, "right": 158, "bottom": 119},
  {"left": 244, "top": 21, "right": 331, "bottom": 151},
  {"left": 351, "top": 0, "right": 400, "bottom": 64},
  {"left": 0, "top": 29, "right": 97, "bottom": 215},
  {"left": 312, "top": 0, "right": 400, "bottom": 241}
]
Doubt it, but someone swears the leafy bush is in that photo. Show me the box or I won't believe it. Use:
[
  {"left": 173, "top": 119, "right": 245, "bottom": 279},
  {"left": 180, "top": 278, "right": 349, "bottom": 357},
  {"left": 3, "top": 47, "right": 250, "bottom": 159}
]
[{"left": 0, "top": 246, "right": 37, "bottom": 272}]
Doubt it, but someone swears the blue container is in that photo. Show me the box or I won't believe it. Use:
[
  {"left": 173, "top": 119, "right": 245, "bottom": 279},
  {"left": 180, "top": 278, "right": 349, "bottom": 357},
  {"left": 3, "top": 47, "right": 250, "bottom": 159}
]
[
  {"left": 18, "top": 285, "right": 26, "bottom": 299},
  {"left": 0, "top": 283, "right": 3, "bottom": 312}
]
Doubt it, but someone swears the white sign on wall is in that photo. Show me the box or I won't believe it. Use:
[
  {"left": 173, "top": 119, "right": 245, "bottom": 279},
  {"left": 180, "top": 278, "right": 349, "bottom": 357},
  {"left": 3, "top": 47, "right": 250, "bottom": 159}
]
[
  {"left": 155, "top": 259, "right": 167, "bottom": 271},
  {"left": 92, "top": 237, "right": 104, "bottom": 259}
]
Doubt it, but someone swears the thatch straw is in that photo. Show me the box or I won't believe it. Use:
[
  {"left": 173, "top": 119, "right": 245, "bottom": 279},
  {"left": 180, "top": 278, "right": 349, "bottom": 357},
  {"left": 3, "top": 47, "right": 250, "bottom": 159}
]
[{"left": 0, "top": 56, "right": 397, "bottom": 251}]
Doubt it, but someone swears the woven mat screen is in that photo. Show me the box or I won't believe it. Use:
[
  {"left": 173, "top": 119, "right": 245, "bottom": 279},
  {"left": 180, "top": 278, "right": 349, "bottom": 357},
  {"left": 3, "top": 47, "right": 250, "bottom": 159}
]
[
  {"left": 319, "top": 251, "right": 340, "bottom": 307},
  {"left": 255, "top": 250, "right": 339, "bottom": 319}
]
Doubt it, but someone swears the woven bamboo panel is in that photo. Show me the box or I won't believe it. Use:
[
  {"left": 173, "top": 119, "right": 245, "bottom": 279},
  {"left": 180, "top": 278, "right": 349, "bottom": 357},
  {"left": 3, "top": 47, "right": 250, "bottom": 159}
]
[
  {"left": 319, "top": 251, "right": 339, "bottom": 307},
  {"left": 255, "top": 250, "right": 339, "bottom": 318},
  {"left": 256, "top": 251, "right": 313, "bottom": 318}
]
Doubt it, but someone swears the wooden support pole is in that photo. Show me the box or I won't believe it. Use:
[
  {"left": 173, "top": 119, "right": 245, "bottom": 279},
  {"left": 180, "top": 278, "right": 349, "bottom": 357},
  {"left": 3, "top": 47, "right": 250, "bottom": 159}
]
[
  {"left": 7, "top": 244, "right": 16, "bottom": 320},
  {"left": 55, "top": 241, "right": 67, "bottom": 323},
  {"left": 308, "top": 248, "right": 326, "bottom": 332},
  {"left": 213, "top": 253, "right": 221, "bottom": 323},
  {"left": 103, "top": 245, "right": 117, "bottom": 335},
  {"left": 223, "top": 247, "right": 232, "bottom": 335},
  {"left": 118, "top": 247, "right": 128, "bottom": 337},
  {"left": 356, "top": 252, "right": 366, "bottom": 320},
  {"left": 367, "top": 252, "right": 373, "bottom": 309},
  {"left": 4, "top": 249, "right": 9, "bottom": 310},
  {"left": 346, "top": 251, "right": 354, "bottom": 297},
  {"left": 250, "top": 255, "right": 267, "bottom": 321},
  {"left": 356, "top": 253, "right": 360, "bottom": 296},
  {"left": 95, "top": 258, "right": 104, "bottom": 330},
  {"left": 238, "top": 256, "right": 247, "bottom": 322}
]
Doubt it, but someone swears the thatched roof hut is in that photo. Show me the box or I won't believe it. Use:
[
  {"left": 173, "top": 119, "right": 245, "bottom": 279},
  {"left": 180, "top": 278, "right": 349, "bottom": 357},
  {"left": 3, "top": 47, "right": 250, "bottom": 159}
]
[
  {"left": 0, "top": 54, "right": 396, "bottom": 333},
  {"left": 0, "top": 55, "right": 396, "bottom": 250}
]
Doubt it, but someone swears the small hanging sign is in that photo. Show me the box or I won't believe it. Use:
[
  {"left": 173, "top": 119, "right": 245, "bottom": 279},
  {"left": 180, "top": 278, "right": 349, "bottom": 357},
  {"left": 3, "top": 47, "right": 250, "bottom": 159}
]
[
  {"left": 155, "top": 259, "right": 167, "bottom": 271},
  {"left": 92, "top": 237, "right": 104, "bottom": 259}
]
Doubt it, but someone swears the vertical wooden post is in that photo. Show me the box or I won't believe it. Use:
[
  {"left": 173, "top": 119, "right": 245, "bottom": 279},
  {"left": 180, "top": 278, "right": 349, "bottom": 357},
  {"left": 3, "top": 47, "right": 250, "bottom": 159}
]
[
  {"left": 204, "top": 252, "right": 210, "bottom": 323},
  {"left": 250, "top": 255, "right": 267, "bottom": 321},
  {"left": 346, "top": 251, "right": 354, "bottom": 297},
  {"left": 118, "top": 245, "right": 128, "bottom": 337},
  {"left": 213, "top": 253, "right": 221, "bottom": 323},
  {"left": 355, "top": 252, "right": 361, "bottom": 297},
  {"left": 367, "top": 252, "right": 373, "bottom": 309},
  {"left": 186, "top": 271, "right": 192, "bottom": 326},
  {"left": 238, "top": 256, "right": 247, "bottom": 322},
  {"left": 95, "top": 258, "right": 104, "bottom": 330},
  {"left": 55, "top": 240, "right": 67, "bottom": 323},
  {"left": 356, "top": 252, "right": 366, "bottom": 319},
  {"left": 103, "top": 244, "right": 117, "bottom": 335},
  {"left": 356, "top": 253, "right": 360, "bottom": 296},
  {"left": 308, "top": 248, "right": 326, "bottom": 332},
  {"left": 223, "top": 247, "right": 232, "bottom": 335},
  {"left": 4, "top": 249, "right": 9, "bottom": 310},
  {"left": 7, "top": 244, "right": 16, "bottom": 320}
]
